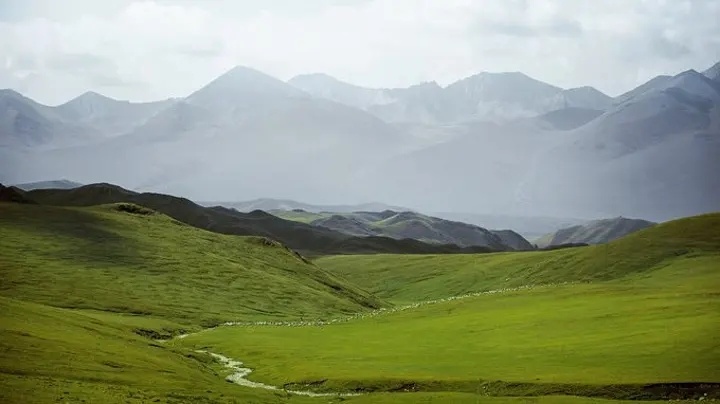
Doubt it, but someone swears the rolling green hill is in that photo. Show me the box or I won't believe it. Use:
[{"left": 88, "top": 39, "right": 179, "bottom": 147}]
[
  {"left": 272, "top": 209, "right": 534, "bottom": 250},
  {"left": 0, "top": 202, "right": 381, "bottom": 325},
  {"left": 0, "top": 296, "right": 289, "bottom": 404},
  {"left": 22, "top": 183, "right": 497, "bottom": 256},
  {"left": 535, "top": 217, "right": 656, "bottom": 247},
  {"left": 178, "top": 262, "right": 720, "bottom": 399},
  {"left": 2, "top": 197, "right": 718, "bottom": 403},
  {"left": 177, "top": 213, "right": 720, "bottom": 400},
  {"left": 316, "top": 212, "right": 720, "bottom": 303}
]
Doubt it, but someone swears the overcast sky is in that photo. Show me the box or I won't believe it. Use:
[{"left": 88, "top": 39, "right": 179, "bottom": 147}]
[{"left": 1, "top": 0, "right": 719, "bottom": 105}]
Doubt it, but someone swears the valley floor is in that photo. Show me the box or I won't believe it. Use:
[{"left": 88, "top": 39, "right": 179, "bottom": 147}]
[{"left": 1, "top": 204, "right": 719, "bottom": 403}]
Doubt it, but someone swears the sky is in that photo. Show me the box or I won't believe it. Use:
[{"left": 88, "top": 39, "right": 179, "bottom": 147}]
[{"left": 1, "top": 0, "right": 719, "bottom": 105}]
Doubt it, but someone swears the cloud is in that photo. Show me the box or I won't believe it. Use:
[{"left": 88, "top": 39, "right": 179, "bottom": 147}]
[{"left": 0, "top": 0, "right": 718, "bottom": 104}]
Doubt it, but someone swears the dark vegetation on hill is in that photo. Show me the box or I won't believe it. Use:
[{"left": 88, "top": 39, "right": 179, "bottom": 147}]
[
  {"left": 22, "top": 183, "right": 500, "bottom": 256},
  {"left": 0, "top": 184, "right": 35, "bottom": 204}
]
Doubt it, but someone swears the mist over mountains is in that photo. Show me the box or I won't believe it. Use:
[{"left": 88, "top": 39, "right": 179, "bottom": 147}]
[{"left": 1, "top": 62, "right": 719, "bottom": 222}]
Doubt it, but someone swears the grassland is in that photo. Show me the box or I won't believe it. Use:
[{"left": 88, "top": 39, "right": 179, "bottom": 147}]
[
  {"left": 315, "top": 213, "right": 720, "bottom": 303},
  {"left": 176, "top": 257, "right": 719, "bottom": 392},
  {"left": 1, "top": 200, "right": 718, "bottom": 403},
  {"left": 176, "top": 214, "right": 720, "bottom": 400},
  {"left": 0, "top": 202, "right": 381, "bottom": 326}
]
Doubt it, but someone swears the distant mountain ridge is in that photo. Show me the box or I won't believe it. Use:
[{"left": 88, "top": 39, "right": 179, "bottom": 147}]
[
  {"left": 0, "top": 89, "right": 175, "bottom": 149},
  {"left": 13, "top": 179, "right": 83, "bottom": 191},
  {"left": 272, "top": 209, "right": 534, "bottom": 250},
  {"left": 290, "top": 71, "right": 613, "bottom": 123},
  {"left": 535, "top": 217, "right": 657, "bottom": 247},
  {"left": 204, "top": 198, "right": 411, "bottom": 213}
]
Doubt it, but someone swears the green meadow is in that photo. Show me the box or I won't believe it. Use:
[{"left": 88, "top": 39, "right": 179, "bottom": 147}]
[
  {"left": 1, "top": 200, "right": 718, "bottom": 403},
  {"left": 176, "top": 257, "right": 720, "bottom": 397}
]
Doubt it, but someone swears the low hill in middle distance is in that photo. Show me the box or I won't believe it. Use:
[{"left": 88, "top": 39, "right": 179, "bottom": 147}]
[
  {"left": 535, "top": 217, "right": 656, "bottom": 247},
  {"left": 22, "top": 183, "right": 501, "bottom": 256},
  {"left": 317, "top": 212, "right": 719, "bottom": 303},
  {"left": 0, "top": 202, "right": 382, "bottom": 325},
  {"left": 272, "top": 209, "right": 534, "bottom": 250}
]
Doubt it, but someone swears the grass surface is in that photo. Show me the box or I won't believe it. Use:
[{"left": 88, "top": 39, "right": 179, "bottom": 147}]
[
  {"left": 315, "top": 213, "right": 720, "bottom": 304},
  {"left": 2, "top": 203, "right": 718, "bottom": 403},
  {"left": 177, "top": 257, "right": 720, "bottom": 397},
  {"left": 0, "top": 202, "right": 380, "bottom": 326}
]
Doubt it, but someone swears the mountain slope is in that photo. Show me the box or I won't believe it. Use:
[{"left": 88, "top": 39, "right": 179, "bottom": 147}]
[
  {"left": 289, "top": 73, "right": 393, "bottom": 109},
  {"left": 614, "top": 75, "right": 672, "bottom": 104},
  {"left": 359, "top": 67, "right": 720, "bottom": 220},
  {"left": 4, "top": 66, "right": 407, "bottom": 202},
  {"left": 0, "top": 89, "right": 93, "bottom": 148},
  {"left": 56, "top": 91, "right": 174, "bottom": 136},
  {"left": 535, "top": 217, "right": 656, "bottom": 247},
  {"left": 516, "top": 69, "right": 720, "bottom": 220},
  {"left": 0, "top": 89, "right": 173, "bottom": 149},
  {"left": 704, "top": 61, "right": 720, "bottom": 81},
  {"left": 290, "top": 72, "right": 611, "bottom": 124}
]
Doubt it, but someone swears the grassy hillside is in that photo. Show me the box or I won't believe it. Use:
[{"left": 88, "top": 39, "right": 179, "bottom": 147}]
[
  {"left": 316, "top": 212, "right": 720, "bottom": 303},
  {"left": 0, "top": 295, "right": 647, "bottom": 404},
  {"left": 0, "top": 202, "right": 381, "bottom": 325},
  {"left": 2, "top": 199, "right": 717, "bottom": 403},
  {"left": 0, "top": 296, "right": 343, "bottom": 404},
  {"left": 177, "top": 257, "right": 720, "bottom": 398},
  {"left": 23, "top": 183, "right": 495, "bottom": 256},
  {"left": 535, "top": 217, "right": 656, "bottom": 247}
]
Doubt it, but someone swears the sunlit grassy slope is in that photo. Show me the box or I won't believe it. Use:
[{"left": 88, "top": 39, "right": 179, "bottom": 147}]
[
  {"left": 177, "top": 213, "right": 720, "bottom": 399},
  {"left": 315, "top": 213, "right": 720, "bottom": 303},
  {"left": 0, "top": 295, "right": 652, "bottom": 403},
  {"left": 2, "top": 203, "right": 718, "bottom": 403},
  {"left": 178, "top": 255, "right": 720, "bottom": 397},
  {"left": 0, "top": 296, "right": 340, "bottom": 403},
  {"left": 0, "top": 202, "right": 381, "bottom": 326}
]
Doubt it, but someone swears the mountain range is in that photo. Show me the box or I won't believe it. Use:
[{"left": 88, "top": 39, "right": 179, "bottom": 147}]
[
  {"left": 289, "top": 72, "right": 612, "bottom": 124},
  {"left": 202, "top": 198, "right": 410, "bottom": 213},
  {"left": 270, "top": 209, "right": 533, "bottom": 250},
  {"left": 1, "top": 61, "right": 718, "bottom": 222}
]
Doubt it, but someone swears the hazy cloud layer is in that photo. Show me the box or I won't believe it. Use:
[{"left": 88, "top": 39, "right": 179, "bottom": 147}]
[{"left": 1, "top": 0, "right": 718, "bottom": 104}]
